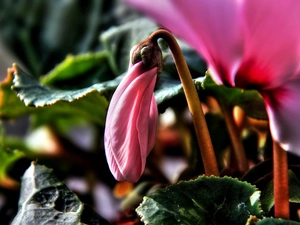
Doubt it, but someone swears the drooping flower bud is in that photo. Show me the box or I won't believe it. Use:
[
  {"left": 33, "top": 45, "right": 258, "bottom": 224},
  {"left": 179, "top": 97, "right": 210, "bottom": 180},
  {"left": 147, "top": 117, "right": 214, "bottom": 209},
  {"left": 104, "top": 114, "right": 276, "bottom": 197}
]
[{"left": 104, "top": 41, "right": 162, "bottom": 182}]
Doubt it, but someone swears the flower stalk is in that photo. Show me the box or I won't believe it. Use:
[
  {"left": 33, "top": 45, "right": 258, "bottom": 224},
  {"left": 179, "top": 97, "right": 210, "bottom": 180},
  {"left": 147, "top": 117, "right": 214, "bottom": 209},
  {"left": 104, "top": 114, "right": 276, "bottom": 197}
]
[
  {"left": 147, "top": 30, "right": 219, "bottom": 176},
  {"left": 220, "top": 103, "right": 248, "bottom": 173},
  {"left": 273, "top": 140, "right": 289, "bottom": 219}
]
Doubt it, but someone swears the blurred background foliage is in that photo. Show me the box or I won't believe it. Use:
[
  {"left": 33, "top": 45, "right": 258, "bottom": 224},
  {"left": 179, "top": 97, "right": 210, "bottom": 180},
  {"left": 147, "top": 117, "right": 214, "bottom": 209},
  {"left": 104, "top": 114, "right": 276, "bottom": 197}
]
[{"left": 0, "top": 1, "right": 152, "bottom": 223}]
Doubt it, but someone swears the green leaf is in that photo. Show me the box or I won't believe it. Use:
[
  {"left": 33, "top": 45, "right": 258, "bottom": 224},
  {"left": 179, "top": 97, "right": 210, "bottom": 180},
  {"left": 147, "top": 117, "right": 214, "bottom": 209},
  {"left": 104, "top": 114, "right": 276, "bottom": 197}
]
[
  {"left": 0, "top": 0, "right": 126, "bottom": 76},
  {"left": 0, "top": 143, "right": 24, "bottom": 188},
  {"left": 251, "top": 217, "right": 300, "bottom": 225},
  {"left": 261, "top": 170, "right": 300, "bottom": 213},
  {"left": 136, "top": 176, "right": 262, "bottom": 225},
  {"left": 40, "top": 52, "right": 112, "bottom": 87},
  {"left": 11, "top": 162, "right": 111, "bottom": 225},
  {"left": 100, "top": 18, "right": 159, "bottom": 74},
  {"left": 202, "top": 73, "right": 267, "bottom": 120},
  {"left": 11, "top": 64, "right": 109, "bottom": 125},
  {"left": 155, "top": 82, "right": 185, "bottom": 113},
  {"left": 155, "top": 78, "right": 202, "bottom": 114},
  {"left": 0, "top": 68, "right": 35, "bottom": 119},
  {"left": 100, "top": 17, "right": 207, "bottom": 114},
  {"left": 155, "top": 72, "right": 266, "bottom": 120},
  {"left": 121, "top": 181, "right": 158, "bottom": 211}
]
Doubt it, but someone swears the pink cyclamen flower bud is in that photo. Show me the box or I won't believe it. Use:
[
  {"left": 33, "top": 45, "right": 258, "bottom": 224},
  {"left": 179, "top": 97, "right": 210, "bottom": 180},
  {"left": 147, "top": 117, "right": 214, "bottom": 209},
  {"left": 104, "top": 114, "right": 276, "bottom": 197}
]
[
  {"left": 123, "top": 0, "right": 300, "bottom": 155},
  {"left": 104, "top": 49, "right": 159, "bottom": 182}
]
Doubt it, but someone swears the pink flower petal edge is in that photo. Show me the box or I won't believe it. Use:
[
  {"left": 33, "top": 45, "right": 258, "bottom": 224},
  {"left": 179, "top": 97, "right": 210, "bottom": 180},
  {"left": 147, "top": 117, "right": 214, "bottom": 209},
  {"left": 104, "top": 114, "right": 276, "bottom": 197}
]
[
  {"left": 123, "top": 0, "right": 244, "bottom": 86},
  {"left": 123, "top": 0, "right": 300, "bottom": 155},
  {"left": 104, "top": 61, "right": 158, "bottom": 182},
  {"left": 261, "top": 81, "right": 300, "bottom": 155}
]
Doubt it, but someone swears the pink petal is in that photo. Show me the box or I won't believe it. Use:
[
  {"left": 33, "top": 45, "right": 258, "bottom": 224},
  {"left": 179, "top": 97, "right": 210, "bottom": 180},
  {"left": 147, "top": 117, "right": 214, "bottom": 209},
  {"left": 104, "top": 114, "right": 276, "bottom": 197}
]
[
  {"left": 236, "top": 0, "right": 300, "bottom": 89},
  {"left": 122, "top": 0, "right": 300, "bottom": 155},
  {"left": 123, "top": 0, "right": 244, "bottom": 86},
  {"left": 260, "top": 80, "right": 300, "bottom": 155},
  {"left": 104, "top": 62, "right": 158, "bottom": 182}
]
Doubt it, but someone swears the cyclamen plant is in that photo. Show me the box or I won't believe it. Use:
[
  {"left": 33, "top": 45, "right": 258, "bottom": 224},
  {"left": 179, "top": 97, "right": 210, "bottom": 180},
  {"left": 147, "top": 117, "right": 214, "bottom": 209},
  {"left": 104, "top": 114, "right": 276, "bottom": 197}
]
[
  {"left": 123, "top": 0, "right": 300, "bottom": 157},
  {"left": 118, "top": 0, "right": 300, "bottom": 221},
  {"left": 2, "top": 0, "right": 300, "bottom": 224}
]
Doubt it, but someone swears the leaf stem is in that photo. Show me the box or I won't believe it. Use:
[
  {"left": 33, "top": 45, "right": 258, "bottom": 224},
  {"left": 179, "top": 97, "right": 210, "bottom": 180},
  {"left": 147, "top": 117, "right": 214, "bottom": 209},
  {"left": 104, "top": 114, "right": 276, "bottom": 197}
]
[
  {"left": 150, "top": 30, "right": 219, "bottom": 176},
  {"left": 273, "top": 140, "right": 289, "bottom": 219},
  {"left": 220, "top": 104, "right": 248, "bottom": 173}
]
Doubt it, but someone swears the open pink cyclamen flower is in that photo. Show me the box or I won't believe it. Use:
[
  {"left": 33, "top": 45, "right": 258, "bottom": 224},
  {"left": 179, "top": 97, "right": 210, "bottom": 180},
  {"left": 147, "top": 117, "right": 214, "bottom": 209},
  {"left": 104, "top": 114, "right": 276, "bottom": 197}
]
[
  {"left": 123, "top": 0, "right": 300, "bottom": 155},
  {"left": 104, "top": 56, "right": 158, "bottom": 182}
]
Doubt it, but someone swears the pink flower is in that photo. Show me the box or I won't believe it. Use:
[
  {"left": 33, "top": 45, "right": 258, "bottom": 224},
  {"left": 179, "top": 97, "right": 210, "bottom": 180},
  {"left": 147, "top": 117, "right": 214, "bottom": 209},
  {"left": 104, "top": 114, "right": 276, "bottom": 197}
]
[
  {"left": 104, "top": 59, "right": 158, "bottom": 182},
  {"left": 123, "top": 0, "right": 300, "bottom": 155}
]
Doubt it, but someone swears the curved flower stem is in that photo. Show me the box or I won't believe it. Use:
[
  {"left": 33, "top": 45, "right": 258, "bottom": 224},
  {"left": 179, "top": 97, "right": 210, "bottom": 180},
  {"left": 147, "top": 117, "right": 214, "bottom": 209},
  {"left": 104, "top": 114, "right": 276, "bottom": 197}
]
[
  {"left": 150, "top": 30, "right": 219, "bottom": 176},
  {"left": 273, "top": 140, "right": 289, "bottom": 219},
  {"left": 220, "top": 103, "right": 248, "bottom": 173}
]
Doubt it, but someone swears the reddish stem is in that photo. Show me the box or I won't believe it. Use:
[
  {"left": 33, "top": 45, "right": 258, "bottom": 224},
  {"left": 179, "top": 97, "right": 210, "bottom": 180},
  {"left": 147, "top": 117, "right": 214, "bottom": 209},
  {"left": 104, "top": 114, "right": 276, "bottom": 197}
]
[
  {"left": 221, "top": 104, "right": 248, "bottom": 173},
  {"left": 273, "top": 140, "right": 289, "bottom": 219}
]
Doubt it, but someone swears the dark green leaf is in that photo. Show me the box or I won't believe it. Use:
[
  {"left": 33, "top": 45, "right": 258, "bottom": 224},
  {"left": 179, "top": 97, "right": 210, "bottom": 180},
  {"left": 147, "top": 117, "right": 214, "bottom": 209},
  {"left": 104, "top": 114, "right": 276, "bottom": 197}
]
[
  {"left": 250, "top": 217, "right": 300, "bottom": 225},
  {"left": 155, "top": 82, "right": 184, "bottom": 113},
  {"left": 11, "top": 162, "right": 111, "bottom": 225},
  {"left": 155, "top": 78, "right": 203, "bottom": 113},
  {"left": 100, "top": 18, "right": 159, "bottom": 74},
  {"left": 261, "top": 170, "right": 300, "bottom": 213},
  {"left": 136, "top": 176, "right": 262, "bottom": 225},
  {"left": 0, "top": 0, "right": 123, "bottom": 76},
  {"left": 155, "top": 73, "right": 266, "bottom": 120},
  {"left": 120, "top": 181, "right": 158, "bottom": 211}
]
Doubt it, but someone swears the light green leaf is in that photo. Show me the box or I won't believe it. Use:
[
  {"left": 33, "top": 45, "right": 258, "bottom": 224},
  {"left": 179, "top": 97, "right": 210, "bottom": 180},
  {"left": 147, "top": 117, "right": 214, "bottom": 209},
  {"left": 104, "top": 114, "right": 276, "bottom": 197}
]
[
  {"left": 40, "top": 52, "right": 112, "bottom": 86},
  {"left": 202, "top": 73, "right": 267, "bottom": 120},
  {"left": 0, "top": 68, "right": 35, "bottom": 119},
  {"left": 136, "top": 176, "right": 262, "bottom": 225},
  {"left": 11, "top": 64, "right": 109, "bottom": 125},
  {"left": 0, "top": 145, "right": 24, "bottom": 188}
]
